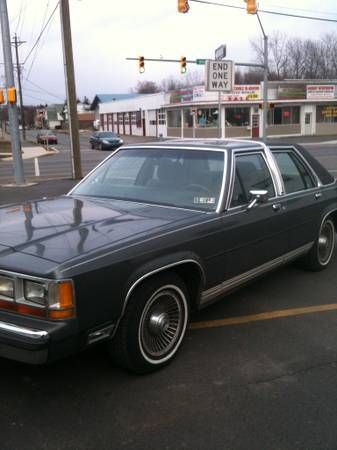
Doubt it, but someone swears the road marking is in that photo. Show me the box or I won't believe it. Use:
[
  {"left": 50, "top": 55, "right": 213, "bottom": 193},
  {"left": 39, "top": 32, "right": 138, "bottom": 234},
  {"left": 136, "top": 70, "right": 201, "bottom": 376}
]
[{"left": 190, "top": 303, "right": 337, "bottom": 330}]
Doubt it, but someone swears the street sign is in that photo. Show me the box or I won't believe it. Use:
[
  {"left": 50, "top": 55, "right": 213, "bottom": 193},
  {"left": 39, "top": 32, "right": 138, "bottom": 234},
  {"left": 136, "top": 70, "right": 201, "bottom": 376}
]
[
  {"left": 215, "top": 44, "right": 226, "bottom": 60},
  {"left": 196, "top": 59, "right": 206, "bottom": 65},
  {"left": 205, "top": 60, "right": 234, "bottom": 92}
]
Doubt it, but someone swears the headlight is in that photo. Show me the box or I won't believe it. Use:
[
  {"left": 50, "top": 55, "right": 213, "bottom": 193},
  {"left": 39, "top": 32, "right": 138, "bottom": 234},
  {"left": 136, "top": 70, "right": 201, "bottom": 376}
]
[
  {"left": 24, "top": 280, "right": 47, "bottom": 306},
  {"left": 102, "top": 139, "right": 109, "bottom": 144},
  {"left": 119, "top": 139, "right": 123, "bottom": 144},
  {"left": 0, "top": 276, "right": 14, "bottom": 299}
]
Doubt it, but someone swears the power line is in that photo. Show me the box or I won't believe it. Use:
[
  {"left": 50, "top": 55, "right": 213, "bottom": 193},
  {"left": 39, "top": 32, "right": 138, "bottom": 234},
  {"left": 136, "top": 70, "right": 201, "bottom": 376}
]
[
  {"left": 24, "top": 77, "right": 64, "bottom": 101},
  {"left": 23, "top": 1, "right": 59, "bottom": 65},
  {"left": 190, "top": 0, "right": 337, "bottom": 23}
]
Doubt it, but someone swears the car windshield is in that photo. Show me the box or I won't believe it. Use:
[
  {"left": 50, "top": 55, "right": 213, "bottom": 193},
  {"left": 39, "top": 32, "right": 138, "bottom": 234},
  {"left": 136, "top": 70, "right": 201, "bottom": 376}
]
[
  {"left": 71, "top": 147, "right": 225, "bottom": 211},
  {"left": 97, "top": 132, "right": 117, "bottom": 138}
]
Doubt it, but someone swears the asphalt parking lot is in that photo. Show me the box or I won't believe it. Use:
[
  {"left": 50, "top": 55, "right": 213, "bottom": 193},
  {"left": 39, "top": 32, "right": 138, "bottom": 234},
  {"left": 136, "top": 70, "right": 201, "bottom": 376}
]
[{"left": 0, "top": 180, "right": 337, "bottom": 449}]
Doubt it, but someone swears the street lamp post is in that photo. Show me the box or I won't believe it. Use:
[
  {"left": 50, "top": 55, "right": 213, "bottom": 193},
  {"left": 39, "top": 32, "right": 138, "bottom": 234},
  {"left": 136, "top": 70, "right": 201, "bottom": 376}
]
[{"left": 256, "top": 12, "right": 268, "bottom": 142}]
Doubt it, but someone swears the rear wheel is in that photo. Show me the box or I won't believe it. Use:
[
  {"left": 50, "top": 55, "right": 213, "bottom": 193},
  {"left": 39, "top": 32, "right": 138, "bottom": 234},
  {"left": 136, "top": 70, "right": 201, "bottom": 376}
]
[
  {"left": 301, "top": 218, "right": 335, "bottom": 271},
  {"left": 110, "top": 273, "right": 189, "bottom": 373}
]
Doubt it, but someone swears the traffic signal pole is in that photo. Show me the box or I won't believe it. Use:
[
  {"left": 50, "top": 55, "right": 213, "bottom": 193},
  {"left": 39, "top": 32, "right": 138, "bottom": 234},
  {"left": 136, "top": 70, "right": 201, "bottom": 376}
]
[{"left": 0, "top": 0, "right": 25, "bottom": 185}]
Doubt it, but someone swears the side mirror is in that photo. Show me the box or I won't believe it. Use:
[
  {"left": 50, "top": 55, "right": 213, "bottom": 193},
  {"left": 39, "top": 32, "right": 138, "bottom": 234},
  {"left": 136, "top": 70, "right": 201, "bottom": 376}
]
[{"left": 247, "top": 190, "right": 269, "bottom": 210}]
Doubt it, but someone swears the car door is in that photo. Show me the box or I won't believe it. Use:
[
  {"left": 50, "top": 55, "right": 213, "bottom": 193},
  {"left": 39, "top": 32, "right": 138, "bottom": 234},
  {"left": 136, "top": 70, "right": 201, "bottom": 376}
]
[
  {"left": 270, "top": 147, "right": 324, "bottom": 254},
  {"left": 219, "top": 151, "right": 288, "bottom": 281}
]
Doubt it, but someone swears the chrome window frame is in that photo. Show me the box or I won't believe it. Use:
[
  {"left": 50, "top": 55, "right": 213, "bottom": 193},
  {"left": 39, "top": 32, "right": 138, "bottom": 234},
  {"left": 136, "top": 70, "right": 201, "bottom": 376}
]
[
  {"left": 225, "top": 148, "right": 279, "bottom": 211},
  {"left": 269, "top": 145, "right": 322, "bottom": 191}
]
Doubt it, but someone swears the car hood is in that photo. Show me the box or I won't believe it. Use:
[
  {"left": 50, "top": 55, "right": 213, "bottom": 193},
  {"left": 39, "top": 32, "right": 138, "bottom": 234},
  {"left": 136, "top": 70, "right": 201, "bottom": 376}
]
[{"left": 0, "top": 196, "right": 202, "bottom": 266}]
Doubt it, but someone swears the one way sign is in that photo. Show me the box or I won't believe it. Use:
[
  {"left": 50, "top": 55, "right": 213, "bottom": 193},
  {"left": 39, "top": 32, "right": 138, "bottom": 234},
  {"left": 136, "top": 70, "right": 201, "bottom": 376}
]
[{"left": 205, "top": 60, "right": 234, "bottom": 92}]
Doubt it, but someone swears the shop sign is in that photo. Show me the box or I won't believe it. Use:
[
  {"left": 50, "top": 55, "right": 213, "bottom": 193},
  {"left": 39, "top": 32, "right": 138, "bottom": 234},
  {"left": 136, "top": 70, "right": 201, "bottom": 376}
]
[
  {"left": 321, "top": 105, "right": 337, "bottom": 118},
  {"left": 193, "top": 86, "right": 205, "bottom": 100},
  {"left": 170, "top": 88, "right": 193, "bottom": 104},
  {"left": 307, "top": 85, "right": 336, "bottom": 99},
  {"left": 277, "top": 84, "right": 306, "bottom": 100},
  {"left": 223, "top": 85, "right": 260, "bottom": 101}
]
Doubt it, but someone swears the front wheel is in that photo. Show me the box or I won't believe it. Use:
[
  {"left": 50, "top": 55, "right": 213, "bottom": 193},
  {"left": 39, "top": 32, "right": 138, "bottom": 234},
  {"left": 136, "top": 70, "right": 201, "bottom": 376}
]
[
  {"left": 109, "top": 273, "right": 189, "bottom": 373},
  {"left": 301, "top": 218, "right": 335, "bottom": 271}
]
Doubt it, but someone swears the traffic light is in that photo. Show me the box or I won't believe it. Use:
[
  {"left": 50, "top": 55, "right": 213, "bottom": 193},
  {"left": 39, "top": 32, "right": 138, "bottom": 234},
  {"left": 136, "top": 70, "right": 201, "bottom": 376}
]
[
  {"left": 7, "top": 87, "right": 16, "bottom": 104},
  {"left": 138, "top": 56, "right": 145, "bottom": 73},
  {"left": 246, "top": 0, "right": 257, "bottom": 14},
  {"left": 0, "top": 89, "right": 4, "bottom": 104},
  {"left": 180, "top": 56, "right": 187, "bottom": 74},
  {"left": 178, "top": 0, "right": 189, "bottom": 13}
]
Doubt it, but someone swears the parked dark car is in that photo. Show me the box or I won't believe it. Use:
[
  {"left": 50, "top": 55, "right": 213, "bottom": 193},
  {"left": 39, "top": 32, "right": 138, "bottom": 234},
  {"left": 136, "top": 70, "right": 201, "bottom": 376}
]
[
  {"left": 0, "top": 140, "right": 336, "bottom": 373},
  {"left": 89, "top": 131, "right": 123, "bottom": 150},
  {"left": 36, "top": 131, "right": 58, "bottom": 145}
]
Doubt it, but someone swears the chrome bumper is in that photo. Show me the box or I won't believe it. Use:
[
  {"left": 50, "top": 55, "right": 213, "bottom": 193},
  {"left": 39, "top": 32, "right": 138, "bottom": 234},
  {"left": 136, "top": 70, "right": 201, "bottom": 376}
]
[{"left": 0, "top": 321, "right": 49, "bottom": 341}]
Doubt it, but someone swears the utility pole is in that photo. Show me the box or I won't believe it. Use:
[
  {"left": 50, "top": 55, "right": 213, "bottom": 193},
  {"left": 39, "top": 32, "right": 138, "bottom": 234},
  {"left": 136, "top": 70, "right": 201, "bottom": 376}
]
[
  {"left": 13, "top": 33, "right": 26, "bottom": 141},
  {"left": 59, "top": 0, "right": 82, "bottom": 179},
  {"left": 0, "top": 0, "right": 25, "bottom": 184}
]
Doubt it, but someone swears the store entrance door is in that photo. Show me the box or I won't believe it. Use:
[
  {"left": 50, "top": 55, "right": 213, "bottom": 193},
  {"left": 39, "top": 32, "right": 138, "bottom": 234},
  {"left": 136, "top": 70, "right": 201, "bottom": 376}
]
[
  {"left": 304, "top": 112, "right": 313, "bottom": 135},
  {"left": 251, "top": 114, "right": 260, "bottom": 138}
]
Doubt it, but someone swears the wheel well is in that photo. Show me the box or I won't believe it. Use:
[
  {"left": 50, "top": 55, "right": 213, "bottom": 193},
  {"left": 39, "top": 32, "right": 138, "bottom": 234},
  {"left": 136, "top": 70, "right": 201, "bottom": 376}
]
[
  {"left": 123, "top": 262, "right": 205, "bottom": 316},
  {"left": 325, "top": 210, "right": 337, "bottom": 232},
  {"left": 169, "top": 263, "right": 204, "bottom": 312}
]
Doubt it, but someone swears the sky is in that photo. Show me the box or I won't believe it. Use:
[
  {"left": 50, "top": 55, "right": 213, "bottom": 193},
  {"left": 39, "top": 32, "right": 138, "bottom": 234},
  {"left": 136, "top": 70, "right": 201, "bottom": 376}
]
[{"left": 2, "top": 0, "right": 337, "bottom": 105}]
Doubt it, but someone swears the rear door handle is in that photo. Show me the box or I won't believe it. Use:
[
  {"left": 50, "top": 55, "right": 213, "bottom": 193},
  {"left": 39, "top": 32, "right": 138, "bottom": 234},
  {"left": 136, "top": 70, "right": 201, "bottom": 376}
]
[{"left": 272, "top": 203, "right": 282, "bottom": 212}]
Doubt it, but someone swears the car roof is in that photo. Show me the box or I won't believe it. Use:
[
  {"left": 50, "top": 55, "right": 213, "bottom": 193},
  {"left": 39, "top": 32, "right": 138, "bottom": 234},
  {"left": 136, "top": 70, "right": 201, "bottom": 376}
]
[{"left": 123, "top": 139, "right": 265, "bottom": 152}]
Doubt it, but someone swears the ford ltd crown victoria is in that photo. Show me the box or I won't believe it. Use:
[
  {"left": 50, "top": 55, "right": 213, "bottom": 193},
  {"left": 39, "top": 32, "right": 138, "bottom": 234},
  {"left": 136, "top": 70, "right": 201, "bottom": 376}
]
[{"left": 0, "top": 139, "right": 336, "bottom": 373}]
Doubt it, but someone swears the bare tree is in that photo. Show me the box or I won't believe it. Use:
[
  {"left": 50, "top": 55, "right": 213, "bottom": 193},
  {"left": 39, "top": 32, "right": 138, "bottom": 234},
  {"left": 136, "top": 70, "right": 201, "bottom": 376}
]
[{"left": 134, "top": 80, "right": 160, "bottom": 94}]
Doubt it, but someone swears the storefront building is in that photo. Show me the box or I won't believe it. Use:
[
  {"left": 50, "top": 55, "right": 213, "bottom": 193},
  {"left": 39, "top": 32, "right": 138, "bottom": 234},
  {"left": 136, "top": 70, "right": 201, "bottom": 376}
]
[{"left": 98, "top": 80, "right": 337, "bottom": 139}]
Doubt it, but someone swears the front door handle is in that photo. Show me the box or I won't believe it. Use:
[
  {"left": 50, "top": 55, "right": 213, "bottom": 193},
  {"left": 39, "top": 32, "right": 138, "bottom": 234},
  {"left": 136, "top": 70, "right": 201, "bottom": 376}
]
[
  {"left": 315, "top": 192, "right": 322, "bottom": 200},
  {"left": 272, "top": 203, "right": 282, "bottom": 212}
]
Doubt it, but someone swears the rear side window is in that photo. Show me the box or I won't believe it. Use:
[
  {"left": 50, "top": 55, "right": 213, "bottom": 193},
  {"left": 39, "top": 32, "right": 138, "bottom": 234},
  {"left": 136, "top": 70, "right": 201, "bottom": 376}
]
[
  {"left": 272, "top": 151, "right": 315, "bottom": 193},
  {"left": 230, "top": 153, "right": 275, "bottom": 207}
]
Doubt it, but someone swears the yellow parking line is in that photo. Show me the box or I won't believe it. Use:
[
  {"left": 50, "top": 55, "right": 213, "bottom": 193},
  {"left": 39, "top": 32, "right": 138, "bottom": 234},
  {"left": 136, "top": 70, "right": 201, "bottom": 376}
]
[{"left": 190, "top": 303, "right": 337, "bottom": 330}]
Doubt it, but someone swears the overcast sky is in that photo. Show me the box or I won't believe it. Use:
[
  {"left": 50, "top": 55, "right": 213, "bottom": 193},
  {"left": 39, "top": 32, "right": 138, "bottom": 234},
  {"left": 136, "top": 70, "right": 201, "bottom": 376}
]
[{"left": 2, "top": 0, "right": 337, "bottom": 105}]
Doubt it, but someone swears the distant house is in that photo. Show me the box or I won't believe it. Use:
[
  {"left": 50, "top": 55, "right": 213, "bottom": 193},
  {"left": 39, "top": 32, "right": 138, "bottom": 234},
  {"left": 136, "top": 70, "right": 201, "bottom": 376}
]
[
  {"left": 35, "top": 104, "right": 65, "bottom": 129},
  {"left": 78, "top": 112, "right": 95, "bottom": 130}
]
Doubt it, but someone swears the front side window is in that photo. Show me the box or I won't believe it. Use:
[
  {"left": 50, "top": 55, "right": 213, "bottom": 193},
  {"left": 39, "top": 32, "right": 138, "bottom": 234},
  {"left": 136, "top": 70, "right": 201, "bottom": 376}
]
[
  {"left": 272, "top": 150, "right": 315, "bottom": 193},
  {"left": 72, "top": 148, "right": 225, "bottom": 212},
  {"left": 230, "top": 153, "right": 275, "bottom": 208}
]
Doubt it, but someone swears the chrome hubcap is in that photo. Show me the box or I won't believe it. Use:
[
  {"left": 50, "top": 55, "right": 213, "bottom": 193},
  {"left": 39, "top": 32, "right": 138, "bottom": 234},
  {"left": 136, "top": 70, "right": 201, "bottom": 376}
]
[
  {"left": 318, "top": 221, "right": 334, "bottom": 264},
  {"left": 139, "top": 287, "right": 186, "bottom": 360}
]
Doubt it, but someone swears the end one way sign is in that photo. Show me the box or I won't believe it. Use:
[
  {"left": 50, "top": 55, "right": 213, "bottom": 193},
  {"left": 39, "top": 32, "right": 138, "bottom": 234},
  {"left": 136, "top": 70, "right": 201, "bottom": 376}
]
[{"left": 205, "top": 60, "right": 234, "bottom": 92}]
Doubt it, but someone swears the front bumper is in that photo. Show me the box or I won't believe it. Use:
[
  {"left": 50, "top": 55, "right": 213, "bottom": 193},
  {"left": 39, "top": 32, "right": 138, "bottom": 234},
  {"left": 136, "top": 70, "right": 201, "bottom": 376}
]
[
  {"left": 0, "top": 312, "right": 81, "bottom": 365},
  {"left": 0, "top": 320, "right": 49, "bottom": 364}
]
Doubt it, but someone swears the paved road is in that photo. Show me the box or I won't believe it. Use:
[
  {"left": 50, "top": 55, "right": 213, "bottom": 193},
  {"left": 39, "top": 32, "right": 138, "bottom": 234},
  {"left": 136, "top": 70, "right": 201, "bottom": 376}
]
[
  {"left": 1, "top": 132, "right": 337, "bottom": 184},
  {"left": 0, "top": 130, "right": 157, "bottom": 183}
]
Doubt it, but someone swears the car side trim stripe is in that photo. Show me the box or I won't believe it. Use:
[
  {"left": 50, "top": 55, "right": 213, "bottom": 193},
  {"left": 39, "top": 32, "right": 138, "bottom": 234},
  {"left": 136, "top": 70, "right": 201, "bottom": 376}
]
[{"left": 200, "top": 243, "right": 313, "bottom": 306}]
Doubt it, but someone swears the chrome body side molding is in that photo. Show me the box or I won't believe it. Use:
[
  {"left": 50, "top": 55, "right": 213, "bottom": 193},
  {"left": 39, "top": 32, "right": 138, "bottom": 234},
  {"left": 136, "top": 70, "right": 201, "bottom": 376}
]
[
  {"left": 0, "top": 321, "right": 49, "bottom": 341},
  {"left": 200, "top": 243, "right": 313, "bottom": 306}
]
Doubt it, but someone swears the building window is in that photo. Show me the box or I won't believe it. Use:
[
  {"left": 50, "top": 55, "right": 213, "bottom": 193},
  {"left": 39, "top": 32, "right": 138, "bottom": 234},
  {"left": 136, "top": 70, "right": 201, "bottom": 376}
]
[
  {"left": 167, "top": 109, "right": 181, "bottom": 127},
  {"left": 183, "top": 108, "right": 193, "bottom": 128},
  {"left": 158, "top": 109, "right": 166, "bottom": 125},
  {"left": 316, "top": 104, "right": 337, "bottom": 123},
  {"left": 226, "top": 107, "right": 250, "bottom": 127},
  {"left": 131, "top": 112, "right": 137, "bottom": 125},
  {"left": 268, "top": 106, "right": 300, "bottom": 125},
  {"left": 125, "top": 113, "right": 129, "bottom": 125},
  {"left": 196, "top": 108, "right": 218, "bottom": 127}
]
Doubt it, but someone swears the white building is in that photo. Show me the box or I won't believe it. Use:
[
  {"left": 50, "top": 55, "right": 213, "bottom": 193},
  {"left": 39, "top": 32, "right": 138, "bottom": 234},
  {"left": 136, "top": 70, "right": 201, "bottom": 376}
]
[{"left": 98, "top": 80, "right": 337, "bottom": 139}]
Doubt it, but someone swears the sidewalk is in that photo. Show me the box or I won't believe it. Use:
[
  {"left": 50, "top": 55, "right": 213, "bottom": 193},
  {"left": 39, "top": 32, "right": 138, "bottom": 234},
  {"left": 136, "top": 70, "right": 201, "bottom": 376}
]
[
  {"left": 0, "top": 144, "right": 57, "bottom": 161},
  {"left": 0, "top": 179, "right": 77, "bottom": 206}
]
